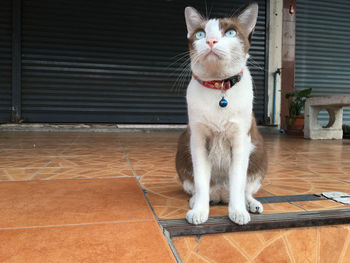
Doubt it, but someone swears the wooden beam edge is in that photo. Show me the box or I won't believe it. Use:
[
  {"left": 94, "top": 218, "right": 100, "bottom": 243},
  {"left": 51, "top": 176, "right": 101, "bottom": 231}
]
[{"left": 161, "top": 208, "right": 350, "bottom": 237}]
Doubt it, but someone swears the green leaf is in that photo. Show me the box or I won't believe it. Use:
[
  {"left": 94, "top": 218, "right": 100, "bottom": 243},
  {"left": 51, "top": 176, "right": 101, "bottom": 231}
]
[{"left": 286, "top": 88, "right": 312, "bottom": 118}]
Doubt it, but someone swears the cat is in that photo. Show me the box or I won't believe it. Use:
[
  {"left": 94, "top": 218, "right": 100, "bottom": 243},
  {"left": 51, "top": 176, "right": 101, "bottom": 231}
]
[{"left": 175, "top": 3, "right": 267, "bottom": 225}]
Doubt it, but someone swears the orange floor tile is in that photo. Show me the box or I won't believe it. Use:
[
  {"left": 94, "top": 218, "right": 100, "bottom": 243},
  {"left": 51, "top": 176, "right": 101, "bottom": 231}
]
[
  {"left": 0, "top": 178, "right": 153, "bottom": 228},
  {"left": 0, "top": 221, "right": 175, "bottom": 263},
  {"left": 172, "top": 225, "right": 350, "bottom": 263},
  {"left": 0, "top": 130, "right": 350, "bottom": 262}
]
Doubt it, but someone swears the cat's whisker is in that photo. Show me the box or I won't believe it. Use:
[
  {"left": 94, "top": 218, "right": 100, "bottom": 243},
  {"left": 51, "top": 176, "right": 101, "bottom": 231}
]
[
  {"left": 247, "top": 63, "right": 262, "bottom": 72},
  {"left": 169, "top": 51, "right": 191, "bottom": 65},
  {"left": 172, "top": 49, "right": 206, "bottom": 94},
  {"left": 230, "top": 5, "right": 241, "bottom": 18},
  {"left": 247, "top": 58, "right": 266, "bottom": 72},
  {"left": 167, "top": 56, "right": 189, "bottom": 71},
  {"left": 176, "top": 65, "right": 189, "bottom": 86},
  {"left": 213, "top": 49, "right": 227, "bottom": 57},
  {"left": 171, "top": 60, "right": 192, "bottom": 93},
  {"left": 178, "top": 73, "right": 191, "bottom": 93},
  {"left": 172, "top": 69, "right": 188, "bottom": 93},
  {"left": 166, "top": 53, "right": 191, "bottom": 73},
  {"left": 208, "top": 2, "right": 214, "bottom": 19},
  {"left": 204, "top": 0, "right": 209, "bottom": 20},
  {"left": 179, "top": 71, "right": 191, "bottom": 93},
  {"left": 173, "top": 62, "right": 191, "bottom": 85},
  {"left": 169, "top": 55, "right": 191, "bottom": 77},
  {"left": 170, "top": 61, "right": 190, "bottom": 79},
  {"left": 171, "top": 50, "right": 191, "bottom": 59},
  {"left": 191, "top": 50, "right": 207, "bottom": 66}
]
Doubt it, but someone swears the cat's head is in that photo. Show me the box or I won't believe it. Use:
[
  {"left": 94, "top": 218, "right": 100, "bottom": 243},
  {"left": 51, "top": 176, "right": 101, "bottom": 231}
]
[{"left": 184, "top": 3, "right": 258, "bottom": 80}]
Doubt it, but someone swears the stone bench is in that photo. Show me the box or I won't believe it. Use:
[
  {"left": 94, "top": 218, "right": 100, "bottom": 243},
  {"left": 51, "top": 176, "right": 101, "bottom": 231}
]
[{"left": 304, "top": 95, "right": 350, "bottom": 139}]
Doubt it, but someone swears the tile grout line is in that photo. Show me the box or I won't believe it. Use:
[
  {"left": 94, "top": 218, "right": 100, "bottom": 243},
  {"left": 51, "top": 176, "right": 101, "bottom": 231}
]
[
  {"left": 118, "top": 141, "right": 138, "bottom": 179},
  {"left": 308, "top": 169, "right": 350, "bottom": 186},
  {"left": 27, "top": 156, "right": 62, "bottom": 181},
  {"left": 282, "top": 234, "right": 296, "bottom": 263},
  {"left": 222, "top": 235, "right": 252, "bottom": 262},
  {"left": 28, "top": 134, "right": 82, "bottom": 181},
  {"left": 38, "top": 175, "right": 136, "bottom": 181},
  {"left": 253, "top": 231, "right": 287, "bottom": 259},
  {"left": 3, "top": 170, "right": 13, "bottom": 181},
  {"left": 289, "top": 202, "right": 307, "bottom": 211},
  {"left": 118, "top": 139, "right": 183, "bottom": 263},
  {"left": 337, "top": 230, "right": 350, "bottom": 263},
  {"left": 141, "top": 180, "right": 184, "bottom": 185},
  {"left": 260, "top": 188, "right": 276, "bottom": 196},
  {"left": 316, "top": 227, "right": 320, "bottom": 263},
  {"left": 0, "top": 219, "right": 155, "bottom": 231},
  {"left": 0, "top": 176, "right": 137, "bottom": 183},
  {"left": 262, "top": 183, "right": 308, "bottom": 212}
]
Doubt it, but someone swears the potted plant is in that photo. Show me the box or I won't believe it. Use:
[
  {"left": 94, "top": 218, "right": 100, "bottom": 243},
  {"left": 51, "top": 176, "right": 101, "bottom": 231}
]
[{"left": 284, "top": 88, "right": 312, "bottom": 136}]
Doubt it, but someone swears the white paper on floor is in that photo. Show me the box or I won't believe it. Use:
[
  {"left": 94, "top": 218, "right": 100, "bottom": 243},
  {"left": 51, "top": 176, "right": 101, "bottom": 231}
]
[{"left": 321, "top": 192, "right": 350, "bottom": 205}]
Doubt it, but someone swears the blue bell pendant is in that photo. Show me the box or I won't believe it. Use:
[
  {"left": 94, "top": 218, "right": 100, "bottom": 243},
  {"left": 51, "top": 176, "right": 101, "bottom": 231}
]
[{"left": 219, "top": 97, "right": 228, "bottom": 108}]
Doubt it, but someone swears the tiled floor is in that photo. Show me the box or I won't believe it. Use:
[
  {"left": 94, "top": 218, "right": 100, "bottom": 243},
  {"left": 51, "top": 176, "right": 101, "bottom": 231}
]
[
  {"left": 172, "top": 225, "right": 350, "bottom": 263},
  {"left": 0, "top": 130, "right": 349, "bottom": 262}
]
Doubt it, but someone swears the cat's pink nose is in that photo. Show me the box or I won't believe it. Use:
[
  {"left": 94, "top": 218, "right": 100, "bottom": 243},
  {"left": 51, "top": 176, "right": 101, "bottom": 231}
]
[{"left": 206, "top": 39, "right": 218, "bottom": 48}]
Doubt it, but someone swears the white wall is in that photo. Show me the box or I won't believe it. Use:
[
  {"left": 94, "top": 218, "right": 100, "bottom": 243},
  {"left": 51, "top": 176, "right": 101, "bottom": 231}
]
[{"left": 267, "top": 0, "right": 283, "bottom": 127}]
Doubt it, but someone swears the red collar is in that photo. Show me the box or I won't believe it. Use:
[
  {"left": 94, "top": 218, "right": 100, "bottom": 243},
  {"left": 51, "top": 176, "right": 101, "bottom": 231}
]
[{"left": 192, "top": 70, "right": 243, "bottom": 90}]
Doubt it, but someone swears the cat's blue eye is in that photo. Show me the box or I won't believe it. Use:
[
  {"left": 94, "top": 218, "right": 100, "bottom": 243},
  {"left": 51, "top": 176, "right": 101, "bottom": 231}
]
[
  {"left": 195, "top": 31, "right": 206, "bottom": 39},
  {"left": 225, "top": 29, "right": 236, "bottom": 38}
]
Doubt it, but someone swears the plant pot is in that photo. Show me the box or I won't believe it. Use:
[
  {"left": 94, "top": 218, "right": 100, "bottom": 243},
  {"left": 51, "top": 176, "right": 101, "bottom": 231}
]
[{"left": 286, "top": 115, "right": 304, "bottom": 136}]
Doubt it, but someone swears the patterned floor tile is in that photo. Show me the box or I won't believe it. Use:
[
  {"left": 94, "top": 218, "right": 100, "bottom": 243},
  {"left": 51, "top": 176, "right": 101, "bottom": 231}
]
[
  {"left": 0, "top": 168, "right": 40, "bottom": 181},
  {"left": 292, "top": 200, "right": 350, "bottom": 211},
  {"left": 173, "top": 225, "right": 350, "bottom": 263},
  {"left": 1, "top": 131, "right": 350, "bottom": 263}
]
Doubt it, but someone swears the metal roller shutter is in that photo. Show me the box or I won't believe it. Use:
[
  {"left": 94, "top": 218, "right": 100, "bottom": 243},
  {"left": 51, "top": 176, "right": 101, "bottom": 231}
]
[
  {"left": 0, "top": 0, "right": 12, "bottom": 122},
  {"left": 296, "top": 0, "right": 350, "bottom": 125},
  {"left": 21, "top": 0, "right": 267, "bottom": 124}
]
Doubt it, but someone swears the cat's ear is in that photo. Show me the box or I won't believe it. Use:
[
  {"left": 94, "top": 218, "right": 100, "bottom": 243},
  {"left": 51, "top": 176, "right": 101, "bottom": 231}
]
[
  {"left": 237, "top": 3, "right": 258, "bottom": 36},
  {"left": 184, "top": 7, "right": 204, "bottom": 39}
]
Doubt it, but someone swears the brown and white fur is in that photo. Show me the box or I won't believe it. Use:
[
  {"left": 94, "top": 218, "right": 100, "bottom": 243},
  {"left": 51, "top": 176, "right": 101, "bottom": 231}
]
[{"left": 176, "top": 3, "right": 267, "bottom": 225}]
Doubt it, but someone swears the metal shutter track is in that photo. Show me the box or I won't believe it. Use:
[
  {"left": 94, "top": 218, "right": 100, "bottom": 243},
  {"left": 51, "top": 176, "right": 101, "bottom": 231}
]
[
  {"left": 22, "top": 0, "right": 266, "bottom": 123},
  {"left": 296, "top": 0, "right": 350, "bottom": 124},
  {"left": 0, "top": 0, "right": 12, "bottom": 122}
]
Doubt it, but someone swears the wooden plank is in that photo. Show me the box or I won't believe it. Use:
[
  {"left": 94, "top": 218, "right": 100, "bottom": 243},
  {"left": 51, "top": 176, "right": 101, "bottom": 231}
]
[
  {"left": 256, "top": 194, "right": 325, "bottom": 203},
  {"left": 210, "top": 194, "right": 326, "bottom": 206},
  {"left": 160, "top": 208, "right": 350, "bottom": 237}
]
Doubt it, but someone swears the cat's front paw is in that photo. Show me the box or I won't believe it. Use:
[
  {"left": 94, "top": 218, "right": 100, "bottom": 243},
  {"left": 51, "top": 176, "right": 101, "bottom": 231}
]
[
  {"left": 186, "top": 208, "right": 209, "bottom": 225},
  {"left": 228, "top": 207, "right": 250, "bottom": 225},
  {"left": 247, "top": 198, "right": 263, "bottom": 214}
]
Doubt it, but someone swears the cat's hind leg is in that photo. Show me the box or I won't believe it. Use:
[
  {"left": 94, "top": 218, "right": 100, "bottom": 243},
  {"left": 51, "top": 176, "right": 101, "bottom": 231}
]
[
  {"left": 191, "top": 184, "right": 227, "bottom": 207},
  {"left": 209, "top": 184, "right": 223, "bottom": 205},
  {"left": 245, "top": 177, "right": 263, "bottom": 214},
  {"left": 182, "top": 180, "right": 196, "bottom": 208}
]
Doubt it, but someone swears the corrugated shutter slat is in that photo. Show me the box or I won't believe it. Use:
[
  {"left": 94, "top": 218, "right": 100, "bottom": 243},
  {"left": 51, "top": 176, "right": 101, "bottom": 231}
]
[
  {"left": 21, "top": 0, "right": 266, "bottom": 123},
  {"left": 296, "top": 0, "right": 350, "bottom": 124},
  {"left": 0, "top": 0, "right": 12, "bottom": 122}
]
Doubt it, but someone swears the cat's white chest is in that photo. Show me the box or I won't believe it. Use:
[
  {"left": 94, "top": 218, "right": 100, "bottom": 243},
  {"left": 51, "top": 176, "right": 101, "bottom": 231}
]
[{"left": 186, "top": 71, "right": 253, "bottom": 132}]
